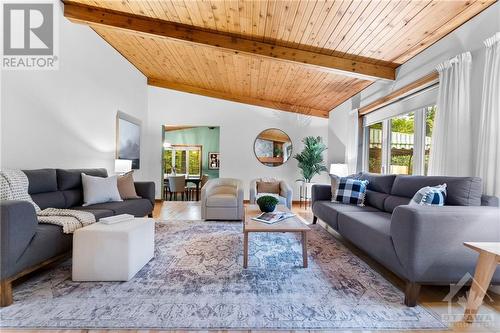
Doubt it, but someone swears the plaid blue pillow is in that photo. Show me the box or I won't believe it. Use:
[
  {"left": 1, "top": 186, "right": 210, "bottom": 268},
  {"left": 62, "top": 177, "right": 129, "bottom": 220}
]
[
  {"left": 409, "top": 184, "right": 447, "bottom": 206},
  {"left": 333, "top": 177, "right": 369, "bottom": 206}
]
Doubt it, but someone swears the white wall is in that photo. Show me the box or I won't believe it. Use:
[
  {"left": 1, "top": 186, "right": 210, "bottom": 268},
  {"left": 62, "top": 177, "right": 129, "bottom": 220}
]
[
  {"left": 0, "top": 1, "right": 330, "bottom": 198},
  {"left": 145, "top": 87, "right": 330, "bottom": 199},
  {"left": 0, "top": 1, "right": 148, "bottom": 179},
  {"left": 328, "top": 2, "right": 500, "bottom": 168},
  {"left": 328, "top": 98, "right": 354, "bottom": 164}
]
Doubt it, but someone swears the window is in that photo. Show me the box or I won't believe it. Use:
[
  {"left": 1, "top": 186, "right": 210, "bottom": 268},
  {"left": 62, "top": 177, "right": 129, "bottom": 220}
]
[
  {"left": 163, "top": 145, "right": 202, "bottom": 177},
  {"left": 188, "top": 150, "right": 201, "bottom": 175},
  {"left": 364, "top": 105, "right": 436, "bottom": 175},
  {"left": 175, "top": 150, "right": 187, "bottom": 174},
  {"left": 368, "top": 123, "right": 383, "bottom": 173},
  {"left": 390, "top": 112, "right": 415, "bottom": 175},
  {"left": 164, "top": 150, "right": 173, "bottom": 174}
]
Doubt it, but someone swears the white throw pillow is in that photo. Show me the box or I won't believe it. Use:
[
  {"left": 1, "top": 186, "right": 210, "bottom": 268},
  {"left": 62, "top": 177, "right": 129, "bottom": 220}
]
[{"left": 81, "top": 173, "right": 123, "bottom": 206}]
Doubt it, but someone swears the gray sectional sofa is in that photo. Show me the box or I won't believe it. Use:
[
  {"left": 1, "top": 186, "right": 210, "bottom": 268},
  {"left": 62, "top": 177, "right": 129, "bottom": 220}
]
[
  {"left": 312, "top": 172, "right": 500, "bottom": 306},
  {"left": 0, "top": 168, "right": 155, "bottom": 306}
]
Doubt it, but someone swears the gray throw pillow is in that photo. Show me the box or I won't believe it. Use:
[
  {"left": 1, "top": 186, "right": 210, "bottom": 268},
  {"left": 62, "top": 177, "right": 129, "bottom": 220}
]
[{"left": 81, "top": 173, "right": 122, "bottom": 206}]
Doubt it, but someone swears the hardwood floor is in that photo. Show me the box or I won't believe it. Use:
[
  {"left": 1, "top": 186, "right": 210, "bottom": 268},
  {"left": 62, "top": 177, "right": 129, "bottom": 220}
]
[{"left": 4, "top": 201, "right": 498, "bottom": 333}]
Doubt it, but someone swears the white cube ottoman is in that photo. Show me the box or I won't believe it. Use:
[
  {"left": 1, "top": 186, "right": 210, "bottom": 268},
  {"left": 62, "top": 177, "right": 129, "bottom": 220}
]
[{"left": 72, "top": 218, "right": 155, "bottom": 281}]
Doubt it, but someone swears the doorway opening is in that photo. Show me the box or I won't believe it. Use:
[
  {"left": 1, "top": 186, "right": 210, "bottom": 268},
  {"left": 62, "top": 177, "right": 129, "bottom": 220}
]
[{"left": 162, "top": 126, "right": 220, "bottom": 201}]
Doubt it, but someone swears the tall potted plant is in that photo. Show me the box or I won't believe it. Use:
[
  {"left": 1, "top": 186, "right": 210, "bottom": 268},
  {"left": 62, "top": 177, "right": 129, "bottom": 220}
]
[{"left": 294, "top": 136, "right": 328, "bottom": 200}]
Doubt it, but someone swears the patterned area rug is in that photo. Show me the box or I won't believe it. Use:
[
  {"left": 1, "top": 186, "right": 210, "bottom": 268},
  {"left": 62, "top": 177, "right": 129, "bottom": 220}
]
[{"left": 0, "top": 221, "right": 447, "bottom": 330}]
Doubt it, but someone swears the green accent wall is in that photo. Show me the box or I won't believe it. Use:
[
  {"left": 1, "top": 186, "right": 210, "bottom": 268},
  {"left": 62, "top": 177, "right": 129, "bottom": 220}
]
[{"left": 164, "top": 126, "right": 220, "bottom": 179}]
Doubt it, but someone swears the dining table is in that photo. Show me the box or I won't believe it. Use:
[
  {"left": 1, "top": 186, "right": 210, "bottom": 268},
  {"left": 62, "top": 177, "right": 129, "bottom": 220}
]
[{"left": 164, "top": 175, "right": 202, "bottom": 201}]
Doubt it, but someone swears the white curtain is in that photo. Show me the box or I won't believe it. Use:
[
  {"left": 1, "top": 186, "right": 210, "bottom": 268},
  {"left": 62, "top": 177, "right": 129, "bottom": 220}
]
[
  {"left": 346, "top": 108, "right": 358, "bottom": 174},
  {"left": 428, "top": 52, "right": 472, "bottom": 176},
  {"left": 475, "top": 33, "right": 500, "bottom": 196}
]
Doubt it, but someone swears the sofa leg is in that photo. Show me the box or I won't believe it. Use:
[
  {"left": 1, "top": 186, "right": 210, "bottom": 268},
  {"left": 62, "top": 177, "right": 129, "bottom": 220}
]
[
  {"left": 0, "top": 279, "right": 13, "bottom": 307},
  {"left": 312, "top": 216, "right": 318, "bottom": 224},
  {"left": 404, "top": 282, "right": 421, "bottom": 307},
  {"left": 148, "top": 213, "right": 153, "bottom": 218}
]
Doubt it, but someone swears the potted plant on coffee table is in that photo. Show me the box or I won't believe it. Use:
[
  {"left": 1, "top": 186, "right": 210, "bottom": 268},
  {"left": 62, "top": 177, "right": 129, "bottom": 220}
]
[{"left": 256, "top": 195, "right": 279, "bottom": 213}]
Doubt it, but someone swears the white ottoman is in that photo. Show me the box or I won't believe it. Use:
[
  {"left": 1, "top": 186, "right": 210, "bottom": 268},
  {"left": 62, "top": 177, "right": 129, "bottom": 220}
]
[{"left": 72, "top": 218, "right": 155, "bottom": 281}]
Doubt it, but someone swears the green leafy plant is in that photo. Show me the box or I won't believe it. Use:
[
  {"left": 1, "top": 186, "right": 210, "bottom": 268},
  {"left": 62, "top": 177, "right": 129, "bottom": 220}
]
[
  {"left": 294, "top": 136, "right": 328, "bottom": 183},
  {"left": 257, "top": 195, "right": 279, "bottom": 206},
  {"left": 256, "top": 195, "right": 279, "bottom": 212},
  {"left": 274, "top": 146, "right": 283, "bottom": 157}
]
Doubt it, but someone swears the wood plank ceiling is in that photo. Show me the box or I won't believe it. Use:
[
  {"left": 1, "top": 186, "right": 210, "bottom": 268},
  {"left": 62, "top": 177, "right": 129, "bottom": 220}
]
[{"left": 64, "top": 0, "right": 495, "bottom": 118}]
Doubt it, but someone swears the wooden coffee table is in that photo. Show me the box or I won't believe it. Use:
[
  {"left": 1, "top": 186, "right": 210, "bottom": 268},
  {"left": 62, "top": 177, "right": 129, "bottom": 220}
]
[
  {"left": 463, "top": 242, "right": 500, "bottom": 322},
  {"left": 243, "top": 205, "right": 311, "bottom": 268}
]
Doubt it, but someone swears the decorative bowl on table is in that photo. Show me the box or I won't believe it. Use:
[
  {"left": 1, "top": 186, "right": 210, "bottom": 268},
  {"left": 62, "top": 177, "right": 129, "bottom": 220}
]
[{"left": 256, "top": 195, "right": 279, "bottom": 213}]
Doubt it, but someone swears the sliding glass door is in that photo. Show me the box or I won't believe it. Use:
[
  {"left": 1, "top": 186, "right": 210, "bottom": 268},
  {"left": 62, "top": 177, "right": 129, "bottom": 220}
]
[
  {"left": 368, "top": 123, "right": 383, "bottom": 173},
  {"left": 364, "top": 106, "right": 436, "bottom": 175},
  {"left": 389, "top": 112, "right": 415, "bottom": 175}
]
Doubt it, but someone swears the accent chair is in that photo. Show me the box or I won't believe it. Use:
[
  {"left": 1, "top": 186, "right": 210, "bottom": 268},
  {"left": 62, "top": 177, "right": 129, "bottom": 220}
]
[
  {"left": 201, "top": 178, "right": 244, "bottom": 220},
  {"left": 249, "top": 178, "right": 293, "bottom": 209}
]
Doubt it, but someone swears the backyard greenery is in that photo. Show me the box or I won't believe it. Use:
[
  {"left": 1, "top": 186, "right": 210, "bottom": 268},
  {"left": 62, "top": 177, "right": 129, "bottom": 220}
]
[
  {"left": 368, "top": 106, "right": 436, "bottom": 174},
  {"left": 163, "top": 149, "right": 201, "bottom": 175}
]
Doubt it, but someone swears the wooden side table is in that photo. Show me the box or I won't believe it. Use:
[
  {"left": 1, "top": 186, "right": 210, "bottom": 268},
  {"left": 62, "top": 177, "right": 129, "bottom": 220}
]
[{"left": 463, "top": 242, "right": 500, "bottom": 323}]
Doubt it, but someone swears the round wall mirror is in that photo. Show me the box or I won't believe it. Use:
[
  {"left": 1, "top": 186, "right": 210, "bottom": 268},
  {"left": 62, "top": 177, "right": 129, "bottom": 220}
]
[{"left": 254, "top": 128, "right": 293, "bottom": 167}]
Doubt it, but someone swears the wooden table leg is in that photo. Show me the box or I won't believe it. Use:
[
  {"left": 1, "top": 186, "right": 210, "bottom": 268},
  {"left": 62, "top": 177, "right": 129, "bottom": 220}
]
[
  {"left": 302, "top": 231, "right": 308, "bottom": 268},
  {"left": 464, "top": 252, "right": 498, "bottom": 322},
  {"left": 243, "top": 231, "right": 249, "bottom": 269}
]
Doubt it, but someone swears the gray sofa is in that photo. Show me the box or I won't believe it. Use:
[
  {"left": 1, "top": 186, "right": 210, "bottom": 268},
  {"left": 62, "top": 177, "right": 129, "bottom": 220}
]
[
  {"left": 312, "top": 172, "right": 500, "bottom": 306},
  {"left": 0, "top": 168, "right": 155, "bottom": 306}
]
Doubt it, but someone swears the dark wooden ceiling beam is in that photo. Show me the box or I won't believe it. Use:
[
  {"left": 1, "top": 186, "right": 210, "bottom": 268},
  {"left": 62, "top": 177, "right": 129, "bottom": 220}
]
[
  {"left": 148, "top": 78, "right": 330, "bottom": 118},
  {"left": 63, "top": 2, "right": 396, "bottom": 81}
]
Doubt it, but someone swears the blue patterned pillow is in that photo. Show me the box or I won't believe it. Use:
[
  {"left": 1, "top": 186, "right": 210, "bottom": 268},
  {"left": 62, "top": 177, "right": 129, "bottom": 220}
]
[
  {"left": 409, "top": 184, "right": 447, "bottom": 206},
  {"left": 333, "top": 177, "right": 369, "bottom": 206}
]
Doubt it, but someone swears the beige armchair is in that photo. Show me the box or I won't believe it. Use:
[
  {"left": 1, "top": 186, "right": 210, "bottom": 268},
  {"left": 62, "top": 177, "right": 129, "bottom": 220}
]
[
  {"left": 250, "top": 178, "right": 293, "bottom": 209},
  {"left": 201, "top": 178, "right": 244, "bottom": 220}
]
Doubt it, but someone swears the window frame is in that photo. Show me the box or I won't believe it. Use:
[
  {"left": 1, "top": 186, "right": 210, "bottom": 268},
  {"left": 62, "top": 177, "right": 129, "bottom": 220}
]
[
  {"left": 164, "top": 144, "right": 203, "bottom": 178},
  {"left": 363, "top": 104, "right": 436, "bottom": 176}
]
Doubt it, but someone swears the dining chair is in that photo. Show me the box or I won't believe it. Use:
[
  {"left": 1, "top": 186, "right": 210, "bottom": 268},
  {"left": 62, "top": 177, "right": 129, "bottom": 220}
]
[
  {"left": 163, "top": 178, "right": 169, "bottom": 200},
  {"left": 191, "top": 174, "right": 209, "bottom": 201},
  {"left": 186, "top": 174, "right": 209, "bottom": 201},
  {"left": 167, "top": 175, "right": 187, "bottom": 201},
  {"left": 201, "top": 174, "right": 209, "bottom": 188}
]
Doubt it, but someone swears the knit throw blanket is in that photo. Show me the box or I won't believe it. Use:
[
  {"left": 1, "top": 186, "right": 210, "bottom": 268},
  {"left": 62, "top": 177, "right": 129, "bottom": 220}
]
[
  {"left": 1, "top": 169, "right": 95, "bottom": 233},
  {"left": 0, "top": 169, "right": 41, "bottom": 212},
  {"left": 38, "top": 208, "right": 96, "bottom": 234}
]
